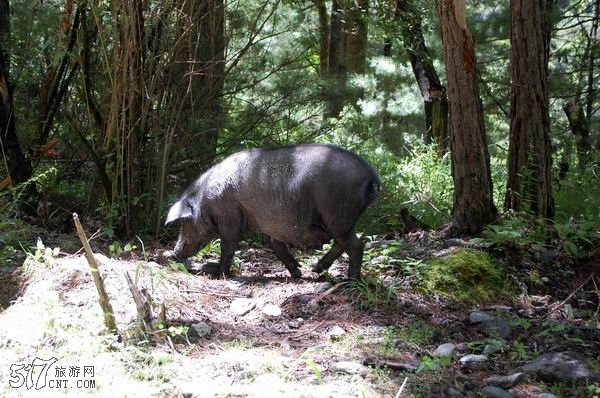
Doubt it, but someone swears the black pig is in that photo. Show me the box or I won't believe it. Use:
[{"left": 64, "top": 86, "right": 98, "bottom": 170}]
[{"left": 165, "top": 144, "right": 380, "bottom": 279}]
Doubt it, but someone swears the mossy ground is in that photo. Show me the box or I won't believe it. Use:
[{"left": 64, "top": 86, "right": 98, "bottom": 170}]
[{"left": 420, "top": 248, "right": 509, "bottom": 304}]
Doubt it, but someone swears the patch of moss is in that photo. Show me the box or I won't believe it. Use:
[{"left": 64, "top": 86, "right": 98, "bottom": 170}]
[{"left": 420, "top": 249, "right": 507, "bottom": 304}]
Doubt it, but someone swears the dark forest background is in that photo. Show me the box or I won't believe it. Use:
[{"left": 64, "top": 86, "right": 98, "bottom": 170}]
[{"left": 1, "top": 0, "right": 599, "bottom": 249}]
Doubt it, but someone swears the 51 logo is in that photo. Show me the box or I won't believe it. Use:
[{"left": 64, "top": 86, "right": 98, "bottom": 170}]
[{"left": 9, "top": 357, "right": 58, "bottom": 390}]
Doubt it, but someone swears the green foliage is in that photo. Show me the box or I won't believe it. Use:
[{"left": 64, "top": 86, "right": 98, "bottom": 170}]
[
  {"left": 380, "top": 326, "right": 398, "bottom": 357},
  {"left": 390, "top": 145, "right": 453, "bottom": 229},
  {"left": 344, "top": 277, "right": 397, "bottom": 310},
  {"left": 0, "top": 218, "right": 27, "bottom": 267},
  {"left": 416, "top": 355, "right": 452, "bottom": 374},
  {"left": 23, "top": 239, "right": 60, "bottom": 273},
  {"left": 554, "top": 221, "right": 597, "bottom": 257},
  {"left": 475, "top": 212, "right": 599, "bottom": 258},
  {"left": 108, "top": 241, "right": 137, "bottom": 258},
  {"left": 474, "top": 215, "right": 549, "bottom": 248},
  {"left": 396, "top": 257, "right": 429, "bottom": 284},
  {"left": 305, "top": 359, "right": 322, "bottom": 382},
  {"left": 509, "top": 340, "right": 531, "bottom": 361},
  {"left": 397, "top": 319, "right": 437, "bottom": 347},
  {"left": 420, "top": 249, "right": 508, "bottom": 304},
  {"left": 555, "top": 167, "right": 600, "bottom": 225}
]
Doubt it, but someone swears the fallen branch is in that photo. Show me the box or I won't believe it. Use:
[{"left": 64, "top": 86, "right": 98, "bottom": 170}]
[
  {"left": 541, "top": 271, "right": 596, "bottom": 319},
  {"left": 395, "top": 377, "right": 408, "bottom": 398},
  {"left": 72, "top": 213, "right": 118, "bottom": 333}
]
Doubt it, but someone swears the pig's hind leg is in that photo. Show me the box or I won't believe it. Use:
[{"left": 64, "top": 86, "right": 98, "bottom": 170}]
[{"left": 270, "top": 239, "right": 302, "bottom": 279}]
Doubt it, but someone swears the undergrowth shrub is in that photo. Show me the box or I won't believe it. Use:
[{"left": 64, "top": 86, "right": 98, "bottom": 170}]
[
  {"left": 340, "top": 143, "right": 455, "bottom": 234},
  {"left": 554, "top": 165, "right": 600, "bottom": 224}
]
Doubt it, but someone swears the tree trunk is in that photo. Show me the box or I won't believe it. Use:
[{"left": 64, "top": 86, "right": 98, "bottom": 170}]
[
  {"left": 346, "top": 0, "right": 368, "bottom": 74},
  {"left": 326, "top": 0, "right": 347, "bottom": 117},
  {"left": 0, "top": 0, "right": 32, "bottom": 187},
  {"left": 397, "top": 0, "right": 448, "bottom": 156},
  {"left": 505, "top": 0, "right": 553, "bottom": 219},
  {"left": 315, "top": 0, "right": 329, "bottom": 77},
  {"left": 171, "top": 0, "right": 225, "bottom": 178},
  {"left": 563, "top": 100, "right": 590, "bottom": 170},
  {"left": 438, "top": 0, "right": 497, "bottom": 235}
]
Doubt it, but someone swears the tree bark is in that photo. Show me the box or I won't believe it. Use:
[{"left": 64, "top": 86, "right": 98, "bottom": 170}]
[
  {"left": 563, "top": 100, "right": 590, "bottom": 170},
  {"left": 397, "top": 0, "right": 448, "bottom": 156},
  {"left": 315, "top": 0, "right": 329, "bottom": 77},
  {"left": 36, "top": 1, "right": 81, "bottom": 148},
  {"left": 346, "top": 0, "right": 368, "bottom": 74},
  {"left": 505, "top": 0, "right": 553, "bottom": 219},
  {"left": 171, "top": 0, "right": 225, "bottom": 176},
  {"left": 438, "top": 0, "right": 497, "bottom": 235},
  {"left": 325, "top": 0, "right": 347, "bottom": 117},
  {"left": 0, "top": 0, "right": 32, "bottom": 187}
]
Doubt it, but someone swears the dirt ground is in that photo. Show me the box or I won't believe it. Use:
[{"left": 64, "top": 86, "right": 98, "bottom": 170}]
[{"left": 0, "top": 233, "right": 599, "bottom": 397}]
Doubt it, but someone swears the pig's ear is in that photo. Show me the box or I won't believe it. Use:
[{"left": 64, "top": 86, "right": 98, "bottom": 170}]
[{"left": 165, "top": 198, "right": 194, "bottom": 225}]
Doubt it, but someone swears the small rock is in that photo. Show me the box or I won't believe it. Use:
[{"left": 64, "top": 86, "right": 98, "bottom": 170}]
[
  {"left": 315, "top": 282, "right": 333, "bottom": 294},
  {"left": 371, "top": 255, "right": 389, "bottom": 265},
  {"left": 535, "top": 394, "right": 558, "bottom": 398},
  {"left": 262, "top": 303, "right": 282, "bottom": 317},
  {"left": 446, "top": 387, "right": 466, "bottom": 398},
  {"left": 382, "top": 275, "right": 397, "bottom": 287},
  {"left": 432, "top": 343, "right": 456, "bottom": 357},
  {"left": 444, "top": 238, "right": 466, "bottom": 248},
  {"left": 190, "top": 321, "right": 212, "bottom": 338},
  {"left": 477, "top": 318, "right": 512, "bottom": 339},
  {"left": 226, "top": 281, "right": 243, "bottom": 291},
  {"left": 540, "top": 249, "right": 557, "bottom": 264},
  {"left": 469, "top": 311, "right": 495, "bottom": 324},
  {"left": 230, "top": 298, "right": 257, "bottom": 316},
  {"left": 305, "top": 375, "right": 320, "bottom": 385},
  {"left": 520, "top": 351, "right": 600, "bottom": 383},
  {"left": 308, "top": 299, "right": 321, "bottom": 312},
  {"left": 483, "top": 343, "right": 502, "bottom": 356},
  {"left": 459, "top": 354, "right": 489, "bottom": 371},
  {"left": 327, "top": 325, "right": 346, "bottom": 340},
  {"left": 563, "top": 303, "right": 574, "bottom": 320},
  {"left": 288, "top": 319, "right": 301, "bottom": 329},
  {"left": 480, "top": 386, "right": 512, "bottom": 398},
  {"left": 329, "top": 361, "right": 368, "bottom": 376},
  {"left": 484, "top": 305, "right": 512, "bottom": 312},
  {"left": 484, "top": 372, "right": 524, "bottom": 389}
]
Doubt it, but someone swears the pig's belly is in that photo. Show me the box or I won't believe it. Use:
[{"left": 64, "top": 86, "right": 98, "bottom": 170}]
[{"left": 254, "top": 220, "right": 331, "bottom": 249}]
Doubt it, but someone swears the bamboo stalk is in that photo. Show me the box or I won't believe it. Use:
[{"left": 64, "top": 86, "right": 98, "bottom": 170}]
[{"left": 72, "top": 213, "right": 118, "bottom": 333}]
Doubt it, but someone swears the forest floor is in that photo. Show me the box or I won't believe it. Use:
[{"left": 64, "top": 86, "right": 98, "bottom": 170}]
[{"left": 0, "top": 227, "right": 599, "bottom": 398}]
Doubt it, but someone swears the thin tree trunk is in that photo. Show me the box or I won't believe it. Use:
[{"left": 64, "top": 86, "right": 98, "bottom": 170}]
[
  {"left": 346, "top": 0, "right": 368, "bottom": 74},
  {"left": 0, "top": 0, "right": 32, "bottom": 187},
  {"left": 36, "top": 2, "right": 81, "bottom": 147},
  {"left": 326, "top": 0, "right": 347, "bottom": 118},
  {"left": 505, "top": 0, "right": 553, "bottom": 219},
  {"left": 315, "top": 0, "right": 329, "bottom": 77},
  {"left": 397, "top": 0, "right": 448, "bottom": 156},
  {"left": 438, "top": 0, "right": 497, "bottom": 235},
  {"left": 563, "top": 100, "right": 590, "bottom": 170}
]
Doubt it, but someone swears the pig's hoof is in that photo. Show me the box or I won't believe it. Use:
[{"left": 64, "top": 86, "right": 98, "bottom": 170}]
[
  {"left": 347, "top": 272, "right": 361, "bottom": 280},
  {"left": 163, "top": 250, "right": 176, "bottom": 259},
  {"left": 312, "top": 262, "right": 327, "bottom": 274},
  {"left": 200, "top": 262, "right": 222, "bottom": 275},
  {"left": 289, "top": 269, "right": 302, "bottom": 279}
]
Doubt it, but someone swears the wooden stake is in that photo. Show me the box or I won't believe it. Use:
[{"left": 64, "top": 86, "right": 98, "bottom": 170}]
[
  {"left": 72, "top": 213, "right": 118, "bottom": 333},
  {"left": 124, "top": 270, "right": 155, "bottom": 333}
]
